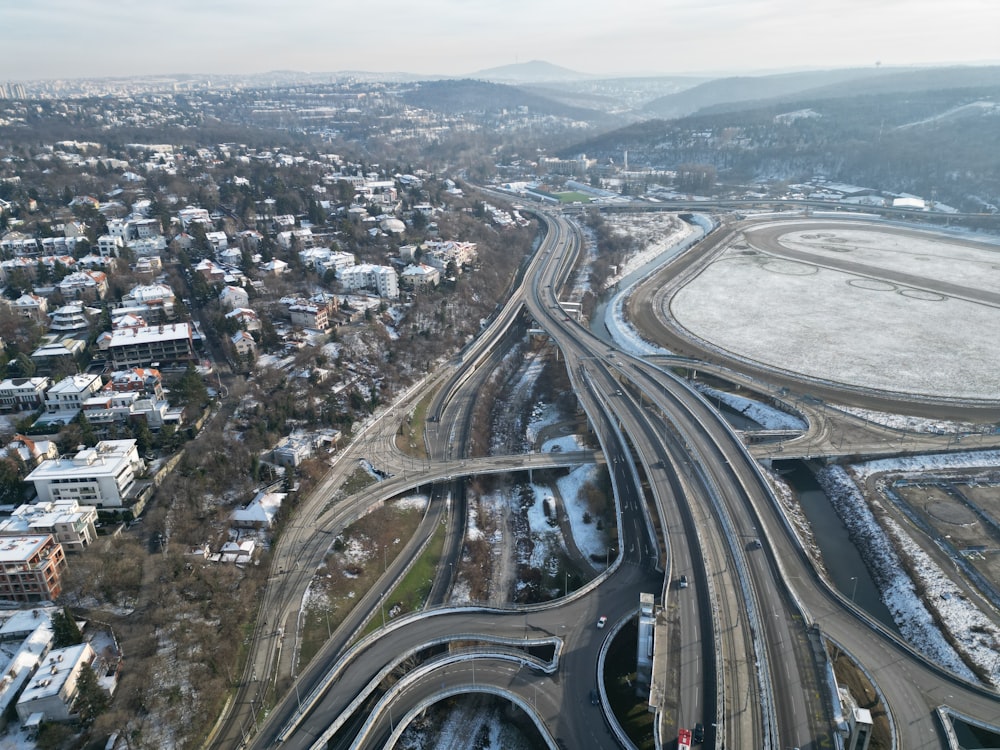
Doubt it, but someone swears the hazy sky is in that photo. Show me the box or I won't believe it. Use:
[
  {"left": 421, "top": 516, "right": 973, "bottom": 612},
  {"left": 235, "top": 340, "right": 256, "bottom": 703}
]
[{"left": 3, "top": 0, "right": 998, "bottom": 80}]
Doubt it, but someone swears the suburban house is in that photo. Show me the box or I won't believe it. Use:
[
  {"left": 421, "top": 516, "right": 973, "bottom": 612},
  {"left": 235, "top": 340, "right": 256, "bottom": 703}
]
[
  {"left": 1, "top": 435, "right": 59, "bottom": 468},
  {"left": 400, "top": 263, "right": 440, "bottom": 290},
  {"left": 225, "top": 308, "right": 261, "bottom": 332},
  {"left": 219, "top": 285, "right": 250, "bottom": 310},
  {"left": 231, "top": 331, "right": 256, "bottom": 358},
  {"left": 57, "top": 270, "right": 108, "bottom": 301},
  {"left": 119, "top": 283, "right": 177, "bottom": 322},
  {"left": 230, "top": 490, "right": 286, "bottom": 530},
  {"left": 10, "top": 293, "right": 48, "bottom": 322}
]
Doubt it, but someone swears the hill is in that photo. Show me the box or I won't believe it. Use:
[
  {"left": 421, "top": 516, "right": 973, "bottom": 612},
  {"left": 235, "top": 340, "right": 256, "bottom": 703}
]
[
  {"left": 399, "top": 78, "right": 619, "bottom": 125},
  {"left": 470, "top": 60, "right": 593, "bottom": 83},
  {"left": 561, "top": 69, "right": 1000, "bottom": 211}
]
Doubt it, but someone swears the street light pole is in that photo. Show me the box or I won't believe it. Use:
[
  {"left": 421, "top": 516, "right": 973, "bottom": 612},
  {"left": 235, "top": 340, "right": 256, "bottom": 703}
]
[{"left": 849, "top": 576, "right": 858, "bottom": 604}]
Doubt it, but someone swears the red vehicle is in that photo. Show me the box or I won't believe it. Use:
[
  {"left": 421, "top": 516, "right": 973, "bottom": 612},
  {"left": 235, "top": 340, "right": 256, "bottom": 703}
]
[{"left": 678, "top": 728, "right": 692, "bottom": 749}]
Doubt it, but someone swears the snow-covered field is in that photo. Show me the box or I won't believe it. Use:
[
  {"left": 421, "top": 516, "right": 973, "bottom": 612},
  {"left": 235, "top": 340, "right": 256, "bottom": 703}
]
[{"left": 668, "top": 224, "right": 1000, "bottom": 399}]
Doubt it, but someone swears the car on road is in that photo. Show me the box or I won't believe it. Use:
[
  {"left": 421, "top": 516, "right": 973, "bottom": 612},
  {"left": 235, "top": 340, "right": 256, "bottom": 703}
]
[
  {"left": 679, "top": 574, "right": 688, "bottom": 589},
  {"left": 590, "top": 688, "right": 599, "bottom": 705},
  {"left": 597, "top": 615, "right": 607, "bottom": 628},
  {"left": 748, "top": 538, "right": 762, "bottom": 550},
  {"left": 693, "top": 722, "right": 705, "bottom": 743}
]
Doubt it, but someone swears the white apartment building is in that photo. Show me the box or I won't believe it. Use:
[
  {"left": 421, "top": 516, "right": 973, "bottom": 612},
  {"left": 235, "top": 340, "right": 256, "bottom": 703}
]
[
  {"left": 0, "top": 500, "right": 98, "bottom": 553},
  {"left": 16, "top": 642, "right": 95, "bottom": 723},
  {"left": 26, "top": 440, "right": 145, "bottom": 509},
  {"left": 0, "top": 378, "right": 52, "bottom": 412},
  {"left": 44, "top": 374, "right": 102, "bottom": 415},
  {"left": 97, "top": 234, "right": 124, "bottom": 258},
  {"left": 338, "top": 263, "right": 398, "bottom": 299}
]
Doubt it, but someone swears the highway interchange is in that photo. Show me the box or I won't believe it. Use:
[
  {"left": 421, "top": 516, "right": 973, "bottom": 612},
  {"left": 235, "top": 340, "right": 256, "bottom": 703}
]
[{"left": 211, "top": 208, "right": 1000, "bottom": 750}]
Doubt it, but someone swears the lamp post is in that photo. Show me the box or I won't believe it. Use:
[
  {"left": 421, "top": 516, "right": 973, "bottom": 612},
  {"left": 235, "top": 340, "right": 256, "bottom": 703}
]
[{"left": 849, "top": 576, "right": 858, "bottom": 604}]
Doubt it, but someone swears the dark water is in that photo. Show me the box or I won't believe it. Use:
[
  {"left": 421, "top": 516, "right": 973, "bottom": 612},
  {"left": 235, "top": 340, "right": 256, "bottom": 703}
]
[
  {"left": 774, "top": 460, "right": 899, "bottom": 633},
  {"left": 953, "top": 716, "right": 1000, "bottom": 749}
]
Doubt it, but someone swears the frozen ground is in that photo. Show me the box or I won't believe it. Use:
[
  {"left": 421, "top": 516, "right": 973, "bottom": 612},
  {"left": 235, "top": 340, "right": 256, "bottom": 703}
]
[
  {"left": 832, "top": 405, "right": 993, "bottom": 435},
  {"left": 818, "top": 451, "right": 1000, "bottom": 685},
  {"left": 695, "top": 384, "right": 806, "bottom": 430},
  {"left": 668, "top": 223, "right": 1000, "bottom": 399}
]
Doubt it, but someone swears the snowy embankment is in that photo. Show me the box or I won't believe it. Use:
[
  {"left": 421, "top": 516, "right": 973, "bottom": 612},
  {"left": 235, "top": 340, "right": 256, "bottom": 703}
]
[
  {"left": 816, "top": 465, "right": 995, "bottom": 684},
  {"left": 556, "top": 464, "right": 608, "bottom": 565},
  {"left": 833, "top": 405, "right": 992, "bottom": 435},
  {"left": 695, "top": 384, "right": 806, "bottom": 430}
]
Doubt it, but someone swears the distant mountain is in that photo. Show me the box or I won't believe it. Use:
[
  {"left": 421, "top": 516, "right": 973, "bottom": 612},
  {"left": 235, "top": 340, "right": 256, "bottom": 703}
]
[
  {"left": 641, "top": 67, "right": 914, "bottom": 119},
  {"left": 695, "top": 64, "right": 1000, "bottom": 116},
  {"left": 400, "top": 78, "right": 619, "bottom": 125},
  {"left": 470, "top": 60, "right": 594, "bottom": 83},
  {"left": 520, "top": 76, "right": 711, "bottom": 116}
]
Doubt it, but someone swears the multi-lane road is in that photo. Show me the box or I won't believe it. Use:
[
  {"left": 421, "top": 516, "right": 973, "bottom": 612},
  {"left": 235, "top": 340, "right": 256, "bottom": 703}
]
[{"left": 215, "top": 208, "right": 1000, "bottom": 750}]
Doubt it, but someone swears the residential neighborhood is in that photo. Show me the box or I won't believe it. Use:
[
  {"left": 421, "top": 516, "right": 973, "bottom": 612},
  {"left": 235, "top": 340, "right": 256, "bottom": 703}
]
[{"left": 0, "top": 99, "right": 539, "bottom": 746}]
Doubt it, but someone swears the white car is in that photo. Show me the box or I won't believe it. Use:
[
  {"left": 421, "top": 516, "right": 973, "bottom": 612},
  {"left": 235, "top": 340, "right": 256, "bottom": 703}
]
[{"left": 597, "top": 615, "right": 608, "bottom": 629}]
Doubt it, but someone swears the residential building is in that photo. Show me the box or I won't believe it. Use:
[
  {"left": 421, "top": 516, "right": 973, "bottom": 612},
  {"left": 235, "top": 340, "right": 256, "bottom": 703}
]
[
  {"left": 260, "top": 258, "right": 288, "bottom": 275},
  {"left": 338, "top": 263, "right": 398, "bottom": 299},
  {"left": 224, "top": 307, "right": 261, "bottom": 332},
  {"left": 177, "top": 206, "right": 210, "bottom": 229},
  {"left": 16, "top": 642, "right": 94, "bottom": 722},
  {"left": 205, "top": 231, "right": 229, "bottom": 253},
  {"left": 0, "top": 232, "right": 40, "bottom": 258},
  {"left": 11, "top": 294, "right": 48, "bottom": 322},
  {"left": 0, "top": 378, "right": 52, "bottom": 412},
  {"left": 29, "top": 338, "right": 87, "bottom": 377},
  {"left": 26, "top": 440, "right": 145, "bottom": 509},
  {"left": 106, "top": 368, "right": 164, "bottom": 399},
  {"left": 44, "top": 374, "right": 103, "bottom": 414},
  {"left": 96, "top": 235, "right": 124, "bottom": 259},
  {"left": 276, "top": 227, "right": 315, "bottom": 251},
  {"left": 400, "top": 263, "right": 440, "bottom": 290},
  {"left": 219, "top": 285, "right": 250, "bottom": 310},
  {"left": 107, "top": 322, "right": 195, "bottom": 369},
  {"left": 194, "top": 258, "right": 227, "bottom": 283},
  {"left": 39, "top": 237, "right": 81, "bottom": 255},
  {"left": 57, "top": 270, "right": 108, "bottom": 301},
  {"left": 47, "top": 303, "right": 91, "bottom": 334},
  {"left": 230, "top": 490, "right": 286, "bottom": 530},
  {"left": 0, "top": 534, "right": 66, "bottom": 602},
  {"left": 0, "top": 500, "right": 98, "bottom": 553},
  {"left": 288, "top": 300, "right": 329, "bottom": 331},
  {"left": 127, "top": 236, "right": 167, "bottom": 257},
  {"left": 120, "top": 283, "right": 176, "bottom": 322},
  {"left": 0, "top": 609, "right": 56, "bottom": 726},
  {"left": 271, "top": 432, "right": 315, "bottom": 467},
  {"left": 231, "top": 331, "right": 256, "bottom": 358},
  {"left": 1, "top": 435, "right": 58, "bottom": 468}
]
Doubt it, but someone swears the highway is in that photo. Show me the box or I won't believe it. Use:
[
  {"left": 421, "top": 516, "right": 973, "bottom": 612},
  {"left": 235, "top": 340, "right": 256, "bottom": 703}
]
[{"left": 216, "top": 207, "right": 1000, "bottom": 750}]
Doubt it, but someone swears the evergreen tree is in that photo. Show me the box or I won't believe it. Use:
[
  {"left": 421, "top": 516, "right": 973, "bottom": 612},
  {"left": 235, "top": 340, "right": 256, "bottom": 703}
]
[
  {"left": 72, "top": 663, "right": 108, "bottom": 728},
  {"left": 51, "top": 607, "right": 83, "bottom": 648}
]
